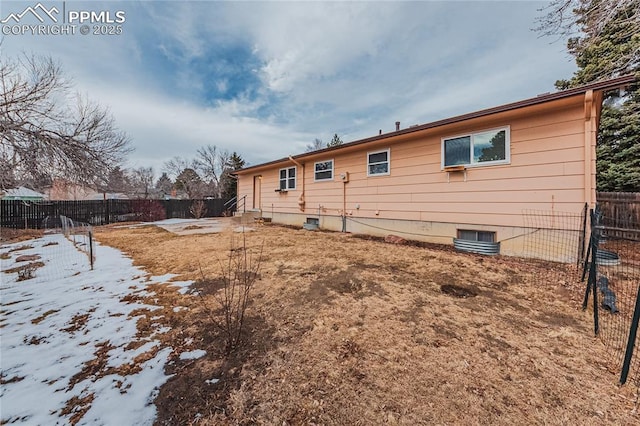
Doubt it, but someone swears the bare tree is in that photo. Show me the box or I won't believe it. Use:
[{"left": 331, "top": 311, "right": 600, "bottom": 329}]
[
  {"left": 194, "top": 145, "right": 230, "bottom": 198},
  {"left": 164, "top": 156, "right": 204, "bottom": 198},
  {"left": 536, "top": 0, "right": 640, "bottom": 43},
  {"left": 128, "top": 167, "right": 155, "bottom": 199},
  {"left": 164, "top": 156, "right": 193, "bottom": 181},
  {"left": 305, "top": 138, "right": 324, "bottom": 152},
  {"left": 0, "top": 54, "right": 131, "bottom": 190}
]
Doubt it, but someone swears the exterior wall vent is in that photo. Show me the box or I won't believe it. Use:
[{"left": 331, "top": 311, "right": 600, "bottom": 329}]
[
  {"left": 454, "top": 230, "right": 499, "bottom": 255},
  {"left": 303, "top": 217, "right": 319, "bottom": 230}
]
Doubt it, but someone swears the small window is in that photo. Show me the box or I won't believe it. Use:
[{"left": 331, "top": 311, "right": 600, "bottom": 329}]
[
  {"left": 368, "top": 149, "right": 390, "bottom": 176},
  {"left": 457, "top": 230, "right": 496, "bottom": 243},
  {"left": 443, "top": 127, "right": 509, "bottom": 168},
  {"left": 279, "top": 167, "right": 296, "bottom": 190},
  {"left": 314, "top": 160, "right": 333, "bottom": 181}
]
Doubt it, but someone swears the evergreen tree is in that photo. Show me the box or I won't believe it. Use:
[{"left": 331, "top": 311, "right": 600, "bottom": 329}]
[
  {"left": 221, "top": 152, "right": 246, "bottom": 200},
  {"left": 548, "top": 2, "right": 640, "bottom": 192},
  {"left": 175, "top": 168, "right": 203, "bottom": 198},
  {"left": 104, "top": 166, "right": 130, "bottom": 193},
  {"left": 327, "top": 133, "right": 343, "bottom": 147},
  {"left": 155, "top": 172, "right": 173, "bottom": 196}
]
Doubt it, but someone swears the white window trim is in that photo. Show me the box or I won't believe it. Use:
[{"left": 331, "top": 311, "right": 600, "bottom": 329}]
[
  {"left": 441, "top": 126, "right": 511, "bottom": 169},
  {"left": 367, "top": 148, "right": 391, "bottom": 177},
  {"left": 314, "top": 159, "right": 334, "bottom": 182},
  {"left": 279, "top": 166, "right": 296, "bottom": 190}
]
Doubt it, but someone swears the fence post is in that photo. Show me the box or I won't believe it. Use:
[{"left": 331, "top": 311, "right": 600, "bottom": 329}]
[
  {"left": 589, "top": 229, "right": 599, "bottom": 336},
  {"left": 620, "top": 284, "right": 640, "bottom": 385},
  {"left": 581, "top": 209, "right": 599, "bottom": 335},
  {"left": 104, "top": 199, "right": 110, "bottom": 225},
  {"left": 578, "top": 202, "right": 588, "bottom": 266},
  {"left": 89, "top": 229, "right": 94, "bottom": 270},
  {"left": 582, "top": 208, "right": 594, "bottom": 309}
]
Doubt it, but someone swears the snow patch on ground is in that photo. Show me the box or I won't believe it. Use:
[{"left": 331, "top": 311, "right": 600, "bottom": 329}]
[
  {"left": 179, "top": 350, "right": 207, "bottom": 360},
  {"left": 0, "top": 234, "right": 175, "bottom": 425}
]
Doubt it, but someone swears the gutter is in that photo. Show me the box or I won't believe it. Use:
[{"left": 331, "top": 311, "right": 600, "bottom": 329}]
[{"left": 235, "top": 75, "right": 636, "bottom": 175}]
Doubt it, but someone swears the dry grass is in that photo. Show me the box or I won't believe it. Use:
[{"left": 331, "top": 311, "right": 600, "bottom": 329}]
[
  {"left": 0, "top": 228, "right": 44, "bottom": 243},
  {"left": 94, "top": 224, "right": 640, "bottom": 425},
  {"left": 3, "top": 261, "right": 46, "bottom": 281}
]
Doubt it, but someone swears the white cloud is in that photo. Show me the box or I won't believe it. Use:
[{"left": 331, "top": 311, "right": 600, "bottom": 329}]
[
  {"left": 88, "top": 83, "right": 311, "bottom": 171},
  {"left": 1, "top": 0, "right": 576, "bottom": 173}
]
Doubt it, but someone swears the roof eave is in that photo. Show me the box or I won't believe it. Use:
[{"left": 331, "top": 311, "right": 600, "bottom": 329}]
[{"left": 235, "top": 74, "right": 636, "bottom": 175}]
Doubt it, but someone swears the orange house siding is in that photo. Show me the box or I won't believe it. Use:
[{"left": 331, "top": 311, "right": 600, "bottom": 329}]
[{"left": 236, "top": 77, "right": 633, "bottom": 257}]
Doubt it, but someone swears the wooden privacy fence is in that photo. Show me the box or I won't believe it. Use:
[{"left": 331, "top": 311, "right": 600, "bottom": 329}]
[
  {"left": 597, "top": 192, "right": 640, "bottom": 238},
  {"left": 0, "top": 198, "right": 228, "bottom": 229}
]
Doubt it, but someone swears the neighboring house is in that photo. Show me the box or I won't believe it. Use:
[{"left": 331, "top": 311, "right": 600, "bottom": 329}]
[
  {"left": 236, "top": 76, "right": 635, "bottom": 259},
  {"left": 45, "top": 179, "right": 129, "bottom": 200},
  {"left": 45, "top": 179, "right": 96, "bottom": 200},
  {"left": 87, "top": 192, "right": 129, "bottom": 200},
  {"left": 1, "top": 187, "right": 45, "bottom": 201}
]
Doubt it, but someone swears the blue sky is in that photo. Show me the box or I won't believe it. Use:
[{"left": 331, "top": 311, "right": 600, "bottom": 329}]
[{"left": 1, "top": 0, "right": 576, "bottom": 175}]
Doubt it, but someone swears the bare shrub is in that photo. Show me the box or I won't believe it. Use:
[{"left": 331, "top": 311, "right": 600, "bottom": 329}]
[
  {"left": 14, "top": 262, "right": 43, "bottom": 281},
  {"left": 195, "top": 233, "right": 262, "bottom": 353},
  {"left": 131, "top": 200, "right": 166, "bottom": 222},
  {"left": 190, "top": 200, "right": 207, "bottom": 219}
]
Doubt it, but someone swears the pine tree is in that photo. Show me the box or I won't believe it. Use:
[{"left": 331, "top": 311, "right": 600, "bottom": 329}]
[
  {"left": 550, "top": 2, "right": 640, "bottom": 192},
  {"left": 221, "top": 152, "right": 246, "bottom": 200},
  {"left": 155, "top": 172, "right": 173, "bottom": 196},
  {"left": 175, "top": 168, "right": 203, "bottom": 198},
  {"left": 327, "top": 134, "right": 343, "bottom": 147}
]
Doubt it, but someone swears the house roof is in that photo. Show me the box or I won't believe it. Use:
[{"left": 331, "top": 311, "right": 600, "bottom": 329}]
[
  {"left": 1, "top": 186, "right": 45, "bottom": 199},
  {"left": 235, "top": 74, "right": 636, "bottom": 175},
  {"left": 87, "top": 192, "right": 130, "bottom": 200}
]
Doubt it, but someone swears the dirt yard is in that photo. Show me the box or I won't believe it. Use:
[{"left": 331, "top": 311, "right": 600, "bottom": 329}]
[{"left": 93, "top": 222, "right": 639, "bottom": 425}]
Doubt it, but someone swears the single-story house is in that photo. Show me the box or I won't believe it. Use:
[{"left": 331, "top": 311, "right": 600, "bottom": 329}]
[
  {"left": 235, "top": 75, "right": 635, "bottom": 259},
  {"left": 45, "top": 179, "right": 97, "bottom": 200},
  {"left": 1, "top": 186, "right": 45, "bottom": 201},
  {"left": 45, "top": 179, "right": 131, "bottom": 200}
]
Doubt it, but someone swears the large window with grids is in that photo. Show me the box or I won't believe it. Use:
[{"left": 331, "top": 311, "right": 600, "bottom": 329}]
[{"left": 279, "top": 167, "right": 296, "bottom": 190}]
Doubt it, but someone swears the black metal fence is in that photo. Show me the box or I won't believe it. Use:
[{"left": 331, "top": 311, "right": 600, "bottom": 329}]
[
  {"left": 0, "top": 198, "right": 228, "bottom": 229},
  {"left": 523, "top": 204, "right": 640, "bottom": 391},
  {"left": 582, "top": 207, "right": 640, "bottom": 389}
]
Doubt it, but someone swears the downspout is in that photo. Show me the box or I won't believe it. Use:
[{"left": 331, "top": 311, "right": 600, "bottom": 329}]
[
  {"left": 340, "top": 172, "right": 350, "bottom": 232},
  {"left": 342, "top": 180, "right": 347, "bottom": 232},
  {"left": 288, "top": 156, "right": 305, "bottom": 211},
  {"left": 583, "top": 89, "right": 601, "bottom": 208}
]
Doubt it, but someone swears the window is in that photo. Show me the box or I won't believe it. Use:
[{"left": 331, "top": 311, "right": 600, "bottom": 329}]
[
  {"left": 314, "top": 160, "right": 333, "bottom": 181},
  {"left": 367, "top": 149, "right": 390, "bottom": 176},
  {"left": 442, "top": 127, "right": 509, "bottom": 168},
  {"left": 279, "top": 167, "right": 296, "bottom": 190},
  {"left": 457, "top": 230, "right": 496, "bottom": 243}
]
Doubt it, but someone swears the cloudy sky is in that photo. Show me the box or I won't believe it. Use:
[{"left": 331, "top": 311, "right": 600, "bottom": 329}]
[{"left": 1, "top": 0, "right": 576, "bottom": 174}]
